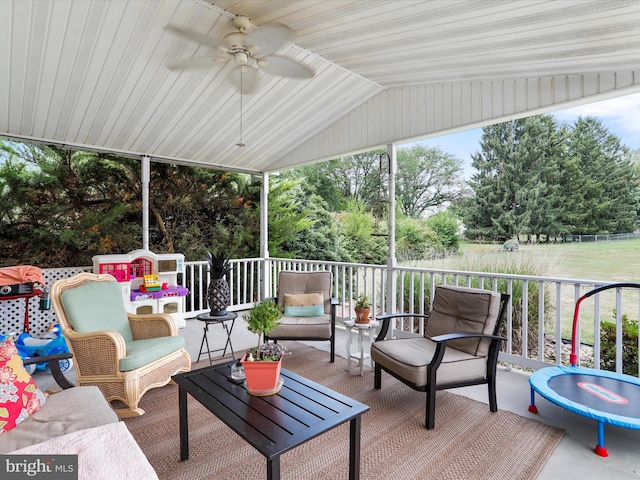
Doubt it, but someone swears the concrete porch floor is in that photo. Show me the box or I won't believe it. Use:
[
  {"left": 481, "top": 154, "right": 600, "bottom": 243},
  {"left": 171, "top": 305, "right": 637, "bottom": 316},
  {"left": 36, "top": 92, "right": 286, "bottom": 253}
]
[{"left": 34, "top": 313, "right": 640, "bottom": 479}]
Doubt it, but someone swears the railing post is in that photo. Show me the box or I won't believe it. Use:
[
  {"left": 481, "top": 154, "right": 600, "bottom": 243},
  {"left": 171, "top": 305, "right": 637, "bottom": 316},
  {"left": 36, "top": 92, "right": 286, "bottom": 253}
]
[
  {"left": 141, "top": 155, "right": 150, "bottom": 250},
  {"left": 260, "top": 172, "right": 271, "bottom": 300},
  {"left": 386, "top": 143, "right": 397, "bottom": 328}
]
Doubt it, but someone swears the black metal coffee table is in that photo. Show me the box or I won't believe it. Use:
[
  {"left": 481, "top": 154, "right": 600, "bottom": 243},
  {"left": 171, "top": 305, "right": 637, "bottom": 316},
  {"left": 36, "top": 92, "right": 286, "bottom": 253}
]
[{"left": 173, "top": 360, "right": 370, "bottom": 480}]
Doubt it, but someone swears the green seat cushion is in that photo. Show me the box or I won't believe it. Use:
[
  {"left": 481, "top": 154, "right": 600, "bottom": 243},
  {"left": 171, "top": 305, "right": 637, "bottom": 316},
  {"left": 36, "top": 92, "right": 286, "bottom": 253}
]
[
  {"left": 120, "top": 336, "right": 185, "bottom": 372},
  {"left": 61, "top": 281, "right": 133, "bottom": 342}
]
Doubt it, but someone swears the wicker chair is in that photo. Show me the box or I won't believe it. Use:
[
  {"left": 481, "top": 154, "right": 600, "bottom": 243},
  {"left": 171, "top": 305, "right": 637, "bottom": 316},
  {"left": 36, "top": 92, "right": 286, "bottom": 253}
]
[
  {"left": 51, "top": 272, "right": 191, "bottom": 418},
  {"left": 265, "top": 271, "right": 338, "bottom": 362},
  {"left": 372, "top": 285, "right": 509, "bottom": 429}
]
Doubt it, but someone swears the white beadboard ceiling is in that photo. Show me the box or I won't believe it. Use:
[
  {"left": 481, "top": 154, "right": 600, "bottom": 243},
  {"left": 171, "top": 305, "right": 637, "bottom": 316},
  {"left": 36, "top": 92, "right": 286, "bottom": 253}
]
[{"left": 2, "top": 0, "right": 640, "bottom": 173}]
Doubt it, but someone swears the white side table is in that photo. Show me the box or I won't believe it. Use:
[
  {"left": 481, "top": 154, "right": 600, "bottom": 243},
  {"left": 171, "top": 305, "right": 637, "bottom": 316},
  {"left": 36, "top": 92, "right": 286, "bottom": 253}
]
[{"left": 344, "top": 319, "right": 379, "bottom": 376}]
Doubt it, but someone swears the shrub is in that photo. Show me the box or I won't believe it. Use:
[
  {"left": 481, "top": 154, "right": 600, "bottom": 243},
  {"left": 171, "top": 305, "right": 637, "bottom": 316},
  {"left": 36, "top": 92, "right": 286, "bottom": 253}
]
[
  {"left": 396, "top": 218, "right": 443, "bottom": 261},
  {"left": 425, "top": 211, "right": 460, "bottom": 252},
  {"left": 600, "top": 313, "right": 639, "bottom": 375}
]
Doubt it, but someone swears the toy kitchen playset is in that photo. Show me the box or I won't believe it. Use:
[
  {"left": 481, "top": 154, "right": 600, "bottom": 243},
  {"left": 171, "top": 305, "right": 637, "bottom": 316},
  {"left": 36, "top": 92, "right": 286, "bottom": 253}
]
[{"left": 92, "top": 250, "right": 188, "bottom": 328}]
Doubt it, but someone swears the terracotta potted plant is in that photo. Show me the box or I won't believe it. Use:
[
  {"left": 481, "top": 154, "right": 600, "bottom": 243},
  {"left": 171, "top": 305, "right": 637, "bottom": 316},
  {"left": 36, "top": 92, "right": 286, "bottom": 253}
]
[
  {"left": 241, "top": 299, "right": 287, "bottom": 395},
  {"left": 355, "top": 295, "right": 371, "bottom": 324}
]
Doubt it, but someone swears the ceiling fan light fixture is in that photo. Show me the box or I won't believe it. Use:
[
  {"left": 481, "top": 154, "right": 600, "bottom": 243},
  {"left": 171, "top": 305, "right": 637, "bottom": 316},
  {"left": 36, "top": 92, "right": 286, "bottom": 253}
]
[{"left": 234, "top": 51, "right": 249, "bottom": 65}]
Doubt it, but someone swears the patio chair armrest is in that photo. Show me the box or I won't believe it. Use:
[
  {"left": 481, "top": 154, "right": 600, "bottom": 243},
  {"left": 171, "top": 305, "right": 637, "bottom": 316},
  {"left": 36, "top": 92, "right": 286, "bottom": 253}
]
[
  {"left": 374, "top": 313, "right": 430, "bottom": 341},
  {"left": 430, "top": 332, "right": 506, "bottom": 344},
  {"left": 64, "top": 329, "right": 126, "bottom": 371},
  {"left": 23, "top": 353, "right": 75, "bottom": 390},
  {"left": 128, "top": 313, "right": 176, "bottom": 339},
  {"left": 428, "top": 332, "right": 506, "bottom": 371},
  {"left": 330, "top": 297, "right": 339, "bottom": 322}
]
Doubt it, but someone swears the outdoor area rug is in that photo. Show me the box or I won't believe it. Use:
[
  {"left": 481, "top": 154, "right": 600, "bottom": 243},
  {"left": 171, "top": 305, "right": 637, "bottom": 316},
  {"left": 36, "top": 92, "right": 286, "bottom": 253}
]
[{"left": 124, "top": 342, "right": 564, "bottom": 479}]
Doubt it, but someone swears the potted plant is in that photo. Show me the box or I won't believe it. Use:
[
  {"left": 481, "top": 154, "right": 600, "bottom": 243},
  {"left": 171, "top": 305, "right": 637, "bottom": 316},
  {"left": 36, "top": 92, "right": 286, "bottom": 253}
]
[
  {"left": 241, "top": 299, "right": 286, "bottom": 395},
  {"left": 206, "top": 251, "right": 232, "bottom": 315},
  {"left": 355, "top": 295, "right": 371, "bottom": 324}
]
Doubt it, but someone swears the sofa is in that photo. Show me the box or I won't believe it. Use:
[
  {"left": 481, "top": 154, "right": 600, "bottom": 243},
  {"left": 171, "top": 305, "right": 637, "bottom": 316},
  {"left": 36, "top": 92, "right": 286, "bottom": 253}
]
[{"left": 0, "top": 352, "right": 158, "bottom": 479}]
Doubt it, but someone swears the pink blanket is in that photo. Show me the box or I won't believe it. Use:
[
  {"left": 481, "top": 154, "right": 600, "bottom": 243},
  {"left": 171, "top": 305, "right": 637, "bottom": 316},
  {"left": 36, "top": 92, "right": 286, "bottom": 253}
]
[
  {"left": 10, "top": 422, "right": 158, "bottom": 479},
  {"left": 0, "top": 266, "right": 45, "bottom": 286}
]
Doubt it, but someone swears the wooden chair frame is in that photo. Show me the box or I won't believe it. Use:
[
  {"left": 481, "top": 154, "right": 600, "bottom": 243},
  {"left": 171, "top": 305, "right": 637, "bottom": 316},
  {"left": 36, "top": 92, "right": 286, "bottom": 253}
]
[{"left": 51, "top": 272, "right": 191, "bottom": 418}]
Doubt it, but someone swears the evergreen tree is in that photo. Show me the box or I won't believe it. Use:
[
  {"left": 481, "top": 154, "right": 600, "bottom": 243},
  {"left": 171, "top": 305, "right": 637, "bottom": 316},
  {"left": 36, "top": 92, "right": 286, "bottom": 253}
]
[
  {"left": 275, "top": 171, "right": 348, "bottom": 261},
  {"left": 267, "top": 176, "right": 315, "bottom": 258},
  {"left": 517, "top": 115, "right": 567, "bottom": 241},
  {"left": 463, "top": 116, "right": 566, "bottom": 241},
  {"left": 464, "top": 120, "right": 527, "bottom": 240},
  {"left": 565, "top": 116, "right": 637, "bottom": 234},
  {"left": 0, "top": 142, "right": 258, "bottom": 266}
]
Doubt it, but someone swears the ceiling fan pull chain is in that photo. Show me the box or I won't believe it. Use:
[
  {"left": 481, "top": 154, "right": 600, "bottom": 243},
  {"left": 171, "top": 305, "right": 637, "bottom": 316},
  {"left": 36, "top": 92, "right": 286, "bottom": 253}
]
[{"left": 237, "top": 68, "right": 245, "bottom": 148}]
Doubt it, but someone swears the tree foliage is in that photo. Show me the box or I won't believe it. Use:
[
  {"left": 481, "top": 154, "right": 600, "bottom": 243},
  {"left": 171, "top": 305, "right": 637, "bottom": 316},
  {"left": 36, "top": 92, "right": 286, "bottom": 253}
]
[
  {"left": 396, "top": 145, "right": 465, "bottom": 218},
  {"left": 0, "top": 143, "right": 259, "bottom": 266},
  {"left": 564, "top": 117, "right": 637, "bottom": 234},
  {"left": 462, "top": 115, "right": 638, "bottom": 241}
]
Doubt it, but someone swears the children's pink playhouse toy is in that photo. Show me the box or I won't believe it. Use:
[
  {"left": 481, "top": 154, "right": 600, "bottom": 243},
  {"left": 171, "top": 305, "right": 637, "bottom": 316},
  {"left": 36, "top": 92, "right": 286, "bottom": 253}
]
[{"left": 92, "top": 250, "right": 188, "bottom": 328}]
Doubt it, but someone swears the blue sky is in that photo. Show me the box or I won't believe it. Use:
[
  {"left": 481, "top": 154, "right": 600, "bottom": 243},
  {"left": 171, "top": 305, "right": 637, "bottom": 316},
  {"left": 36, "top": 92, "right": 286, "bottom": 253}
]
[{"left": 410, "top": 92, "right": 640, "bottom": 179}]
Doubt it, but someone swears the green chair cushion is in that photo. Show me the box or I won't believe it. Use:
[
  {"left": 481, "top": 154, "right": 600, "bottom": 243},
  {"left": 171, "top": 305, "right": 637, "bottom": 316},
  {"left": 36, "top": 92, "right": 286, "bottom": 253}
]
[
  {"left": 60, "top": 281, "right": 133, "bottom": 343},
  {"left": 120, "top": 336, "right": 185, "bottom": 372}
]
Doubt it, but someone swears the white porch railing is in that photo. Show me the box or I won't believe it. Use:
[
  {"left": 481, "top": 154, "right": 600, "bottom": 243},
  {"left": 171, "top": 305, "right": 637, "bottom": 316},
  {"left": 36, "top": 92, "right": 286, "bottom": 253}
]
[
  {"left": 2, "top": 259, "right": 637, "bottom": 376},
  {"left": 182, "top": 257, "right": 639, "bottom": 376}
]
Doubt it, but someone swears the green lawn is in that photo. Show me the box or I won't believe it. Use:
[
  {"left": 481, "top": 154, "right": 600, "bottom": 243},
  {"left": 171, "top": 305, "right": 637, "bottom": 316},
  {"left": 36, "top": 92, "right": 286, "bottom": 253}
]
[
  {"left": 459, "top": 239, "right": 640, "bottom": 283},
  {"left": 412, "top": 239, "right": 640, "bottom": 345}
]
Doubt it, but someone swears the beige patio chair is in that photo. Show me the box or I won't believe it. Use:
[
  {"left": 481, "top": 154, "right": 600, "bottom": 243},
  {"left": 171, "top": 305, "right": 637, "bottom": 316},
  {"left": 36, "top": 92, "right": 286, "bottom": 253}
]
[
  {"left": 265, "top": 271, "right": 338, "bottom": 362},
  {"left": 50, "top": 272, "right": 191, "bottom": 418},
  {"left": 371, "top": 285, "right": 509, "bottom": 429}
]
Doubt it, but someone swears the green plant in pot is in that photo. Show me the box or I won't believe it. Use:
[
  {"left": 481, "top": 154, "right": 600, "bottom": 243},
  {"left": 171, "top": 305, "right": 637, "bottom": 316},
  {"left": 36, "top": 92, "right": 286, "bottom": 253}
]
[
  {"left": 206, "top": 251, "right": 232, "bottom": 316},
  {"left": 355, "top": 294, "right": 371, "bottom": 324},
  {"left": 241, "top": 299, "right": 287, "bottom": 395}
]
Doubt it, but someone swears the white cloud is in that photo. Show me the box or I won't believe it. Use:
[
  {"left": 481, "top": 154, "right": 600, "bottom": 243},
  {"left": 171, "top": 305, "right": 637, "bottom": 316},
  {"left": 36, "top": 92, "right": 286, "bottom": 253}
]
[
  {"left": 552, "top": 92, "right": 640, "bottom": 150},
  {"left": 554, "top": 93, "right": 640, "bottom": 137}
]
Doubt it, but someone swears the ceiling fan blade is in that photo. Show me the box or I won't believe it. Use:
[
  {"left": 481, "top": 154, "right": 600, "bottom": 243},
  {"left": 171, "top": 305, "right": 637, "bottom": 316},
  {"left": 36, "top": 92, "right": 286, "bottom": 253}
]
[
  {"left": 168, "top": 55, "right": 225, "bottom": 70},
  {"left": 246, "top": 22, "right": 293, "bottom": 55},
  {"left": 165, "top": 25, "right": 224, "bottom": 50},
  {"left": 228, "top": 66, "right": 258, "bottom": 94},
  {"left": 261, "top": 55, "right": 314, "bottom": 79}
]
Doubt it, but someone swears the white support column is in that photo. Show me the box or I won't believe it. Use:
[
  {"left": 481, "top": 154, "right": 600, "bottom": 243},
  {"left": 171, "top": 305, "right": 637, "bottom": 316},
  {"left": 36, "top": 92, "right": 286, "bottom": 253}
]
[
  {"left": 141, "top": 156, "right": 151, "bottom": 251},
  {"left": 260, "top": 172, "right": 271, "bottom": 300},
  {"left": 386, "top": 143, "right": 397, "bottom": 323}
]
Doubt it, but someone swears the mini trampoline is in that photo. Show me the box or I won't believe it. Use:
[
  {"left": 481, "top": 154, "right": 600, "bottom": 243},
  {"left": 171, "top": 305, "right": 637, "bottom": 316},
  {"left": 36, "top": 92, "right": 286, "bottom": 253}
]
[{"left": 529, "top": 283, "right": 640, "bottom": 457}]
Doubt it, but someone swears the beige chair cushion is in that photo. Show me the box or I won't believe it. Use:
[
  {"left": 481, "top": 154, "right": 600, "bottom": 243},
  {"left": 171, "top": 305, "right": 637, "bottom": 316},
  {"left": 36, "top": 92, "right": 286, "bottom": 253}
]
[
  {"left": 0, "top": 386, "right": 118, "bottom": 453},
  {"left": 268, "top": 314, "right": 332, "bottom": 339},
  {"left": 425, "top": 285, "right": 501, "bottom": 356},
  {"left": 277, "top": 271, "right": 332, "bottom": 314},
  {"left": 371, "top": 337, "right": 487, "bottom": 387}
]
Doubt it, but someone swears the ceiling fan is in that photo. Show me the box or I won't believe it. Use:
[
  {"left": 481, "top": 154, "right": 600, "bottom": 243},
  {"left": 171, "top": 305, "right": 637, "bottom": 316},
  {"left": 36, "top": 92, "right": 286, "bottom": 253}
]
[{"left": 166, "top": 15, "right": 314, "bottom": 94}]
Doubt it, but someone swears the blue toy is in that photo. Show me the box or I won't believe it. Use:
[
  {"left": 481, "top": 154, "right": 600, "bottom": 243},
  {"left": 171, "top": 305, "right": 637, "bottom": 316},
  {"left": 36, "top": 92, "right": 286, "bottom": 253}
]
[{"left": 14, "top": 324, "right": 73, "bottom": 373}]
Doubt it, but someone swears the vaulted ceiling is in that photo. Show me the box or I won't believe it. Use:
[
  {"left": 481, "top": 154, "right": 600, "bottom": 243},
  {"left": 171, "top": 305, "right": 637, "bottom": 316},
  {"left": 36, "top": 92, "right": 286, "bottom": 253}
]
[{"left": 2, "top": 0, "right": 640, "bottom": 173}]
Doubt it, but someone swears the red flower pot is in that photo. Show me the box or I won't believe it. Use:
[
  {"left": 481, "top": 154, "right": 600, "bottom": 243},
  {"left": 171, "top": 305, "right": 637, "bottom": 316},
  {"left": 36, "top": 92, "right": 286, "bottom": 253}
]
[{"left": 241, "top": 353, "right": 282, "bottom": 393}]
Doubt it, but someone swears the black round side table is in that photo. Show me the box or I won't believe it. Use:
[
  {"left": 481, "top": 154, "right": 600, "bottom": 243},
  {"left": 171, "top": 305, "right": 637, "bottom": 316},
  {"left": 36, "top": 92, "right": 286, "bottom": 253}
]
[{"left": 195, "top": 311, "right": 238, "bottom": 364}]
